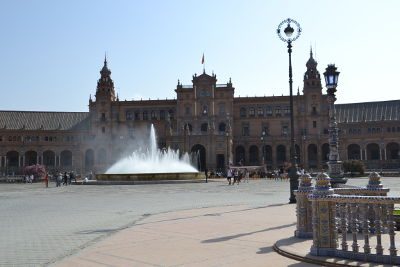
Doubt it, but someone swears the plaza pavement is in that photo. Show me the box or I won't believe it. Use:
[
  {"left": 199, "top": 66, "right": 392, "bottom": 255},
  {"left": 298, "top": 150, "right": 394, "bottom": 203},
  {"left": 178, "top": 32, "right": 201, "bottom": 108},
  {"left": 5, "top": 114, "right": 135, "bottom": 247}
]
[{"left": 1, "top": 177, "right": 399, "bottom": 266}]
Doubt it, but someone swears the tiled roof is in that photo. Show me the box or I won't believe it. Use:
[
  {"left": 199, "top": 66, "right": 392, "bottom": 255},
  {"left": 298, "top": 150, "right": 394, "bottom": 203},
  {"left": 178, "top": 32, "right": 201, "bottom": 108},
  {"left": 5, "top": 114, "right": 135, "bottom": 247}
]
[
  {"left": 0, "top": 111, "right": 90, "bottom": 131},
  {"left": 336, "top": 100, "right": 400, "bottom": 123}
]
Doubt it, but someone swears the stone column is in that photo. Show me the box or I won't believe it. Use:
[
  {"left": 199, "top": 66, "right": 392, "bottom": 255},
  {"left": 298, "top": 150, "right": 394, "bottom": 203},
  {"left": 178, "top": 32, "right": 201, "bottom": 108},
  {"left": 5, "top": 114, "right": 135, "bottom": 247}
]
[
  {"left": 294, "top": 173, "right": 314, "bottom": 238},
  {"left": 271, "top": 144, "right": 276, "bottom": 169},
  {"left": 360, "top": 147, "right": 363, "bottom": 160},
  {"left": 309, "top": 173, "right": 337, "bottom": 256}
]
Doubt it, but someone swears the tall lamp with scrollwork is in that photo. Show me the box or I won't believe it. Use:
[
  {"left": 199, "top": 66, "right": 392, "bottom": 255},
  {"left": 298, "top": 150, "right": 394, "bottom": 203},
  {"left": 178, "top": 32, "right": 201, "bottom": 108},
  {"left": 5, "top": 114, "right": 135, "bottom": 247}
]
[{"left": 277, "top": 18, "right": 302, "bottom": 203}]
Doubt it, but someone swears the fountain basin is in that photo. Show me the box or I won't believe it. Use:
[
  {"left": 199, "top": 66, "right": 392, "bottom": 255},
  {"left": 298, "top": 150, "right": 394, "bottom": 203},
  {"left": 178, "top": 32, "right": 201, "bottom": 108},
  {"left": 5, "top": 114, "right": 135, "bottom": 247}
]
[{"left": 96, "top": 172, "right": 205, "bottom": 182}]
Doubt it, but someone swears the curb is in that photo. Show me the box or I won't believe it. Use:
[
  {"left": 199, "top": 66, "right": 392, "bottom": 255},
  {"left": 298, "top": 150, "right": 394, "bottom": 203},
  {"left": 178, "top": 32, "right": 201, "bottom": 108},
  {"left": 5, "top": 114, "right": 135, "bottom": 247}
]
[
  {"left": 273, "top": 243, "right": 352, "bottom": 267},
  {"left": 74, "top": 179, "right": 208, "bottom": 185}
]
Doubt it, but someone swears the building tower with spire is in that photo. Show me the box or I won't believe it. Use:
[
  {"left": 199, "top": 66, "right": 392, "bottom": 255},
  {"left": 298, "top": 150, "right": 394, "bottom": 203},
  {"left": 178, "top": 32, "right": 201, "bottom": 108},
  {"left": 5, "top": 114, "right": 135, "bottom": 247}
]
[
  {"left": 89, "top": 56, "right": 118, "bottom": 144},
  {"left": 95, "top": 56, "right": 116, "bottom": 102},
  {"left": 299, "top": 48, "right": 329, "bottom": 168}
]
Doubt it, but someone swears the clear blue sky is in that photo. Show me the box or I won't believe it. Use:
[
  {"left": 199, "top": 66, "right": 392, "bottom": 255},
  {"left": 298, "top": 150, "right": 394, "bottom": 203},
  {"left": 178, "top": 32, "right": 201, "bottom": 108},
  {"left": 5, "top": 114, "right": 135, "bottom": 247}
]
[{"left": 1, "top": 0, "right": 398, "bottom": 111}]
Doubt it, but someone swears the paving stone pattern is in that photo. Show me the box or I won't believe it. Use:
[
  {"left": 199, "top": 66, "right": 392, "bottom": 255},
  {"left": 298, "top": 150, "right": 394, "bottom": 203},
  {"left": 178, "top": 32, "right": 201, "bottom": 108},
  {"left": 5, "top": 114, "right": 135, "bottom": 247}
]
[{"left": 0, "top": 177, "right": 399, "bottom": 266}]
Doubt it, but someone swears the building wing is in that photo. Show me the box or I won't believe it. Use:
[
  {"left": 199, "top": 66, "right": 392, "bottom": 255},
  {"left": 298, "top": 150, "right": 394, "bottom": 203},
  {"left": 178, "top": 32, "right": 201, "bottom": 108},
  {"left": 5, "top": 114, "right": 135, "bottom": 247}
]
[{"left": 0, "top": 111, "right": 90, "bottom": 131}]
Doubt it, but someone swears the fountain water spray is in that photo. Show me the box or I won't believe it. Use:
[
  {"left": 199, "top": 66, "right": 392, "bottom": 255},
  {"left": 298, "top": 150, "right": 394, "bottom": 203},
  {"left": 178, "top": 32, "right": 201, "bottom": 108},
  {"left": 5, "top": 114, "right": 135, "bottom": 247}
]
[{"left": 106, "top": 124, "right": 198, "bottom": 174}]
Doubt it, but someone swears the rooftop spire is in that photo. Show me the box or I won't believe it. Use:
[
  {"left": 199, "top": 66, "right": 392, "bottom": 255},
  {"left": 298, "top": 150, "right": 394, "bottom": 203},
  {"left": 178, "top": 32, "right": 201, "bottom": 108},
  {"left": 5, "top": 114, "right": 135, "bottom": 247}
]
[{"left": 310, "top": 46, "right": 313, "bottom": 58}]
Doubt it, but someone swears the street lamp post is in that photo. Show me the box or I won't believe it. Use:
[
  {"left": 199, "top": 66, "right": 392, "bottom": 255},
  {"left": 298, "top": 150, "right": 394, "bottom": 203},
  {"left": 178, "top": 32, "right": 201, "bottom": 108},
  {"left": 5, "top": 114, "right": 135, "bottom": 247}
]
[
  {"left": 261, "top": 131, "right": 266, "bottom": 166},
  {"left": 323, "top": 64, "right": 347, "bottom": 185},
  {"left": 277, "top": 18, "right": 302, "bottom": 203}
]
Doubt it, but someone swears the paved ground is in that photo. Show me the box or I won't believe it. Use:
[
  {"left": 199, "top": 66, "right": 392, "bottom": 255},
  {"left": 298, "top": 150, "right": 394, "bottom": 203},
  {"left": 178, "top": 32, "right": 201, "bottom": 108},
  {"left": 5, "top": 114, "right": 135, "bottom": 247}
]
[{"left": 1, "top": 176, "right": 399, "bottom": 266}]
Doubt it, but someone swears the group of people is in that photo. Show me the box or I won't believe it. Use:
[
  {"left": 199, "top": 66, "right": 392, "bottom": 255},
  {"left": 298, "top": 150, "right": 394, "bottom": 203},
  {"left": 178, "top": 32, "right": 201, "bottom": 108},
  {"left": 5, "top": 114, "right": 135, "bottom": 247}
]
[
  {"left": 24, "top": 174, "right": 35, "bottom": 183},
  {"left": 264, "top": 167, "right": 306, "bottom": 181},
  {"left": 54, "top": 171, "right": 76, "bottom": 187},
  {"left": 226, "top": 168, "right": 250, "bottom": 185}
]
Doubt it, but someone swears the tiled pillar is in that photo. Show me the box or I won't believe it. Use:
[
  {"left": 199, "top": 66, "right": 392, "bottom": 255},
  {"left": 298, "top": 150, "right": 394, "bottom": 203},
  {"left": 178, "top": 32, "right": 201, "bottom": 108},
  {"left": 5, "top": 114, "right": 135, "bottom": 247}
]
[
  {"left": 294, "top": 173, "right": 314, "bottom": 238},
  {"left": 309, "top": 173, "right": 336, "bottom": 256}
]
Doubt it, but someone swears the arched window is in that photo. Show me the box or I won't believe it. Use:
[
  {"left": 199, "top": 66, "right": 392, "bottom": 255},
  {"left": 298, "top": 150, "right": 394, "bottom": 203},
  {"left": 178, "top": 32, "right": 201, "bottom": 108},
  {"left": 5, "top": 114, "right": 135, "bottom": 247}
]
[
  {"left": 240, "top": 107, "right": 247, "bottom": 118},
  {"left": 249, "top": 145, "right": 259, "bottom": 164},
  {"left": 235, "top": 146, "right": 245, "bottom": 165},
  {"left": 201, "top": 123, "right": 208, "bottom": 132},
  {"left": 277, "top": 145, "right": 286, "bottom": 163},
  {"left": 218, "top": 122, "right": 226, "bottom": 132}
]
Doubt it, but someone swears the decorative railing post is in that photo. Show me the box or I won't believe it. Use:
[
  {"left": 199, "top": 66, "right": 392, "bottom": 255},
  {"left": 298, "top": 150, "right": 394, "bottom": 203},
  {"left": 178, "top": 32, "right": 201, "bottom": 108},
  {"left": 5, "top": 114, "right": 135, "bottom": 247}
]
[
  {"left": 361, "top": 203, "right": 371, "bottom": 254},
  {"left": 309, "top": 173, "right": 337, "bottom": 256},
  {"left": 350, "top": 203, "right": 359, "bottom": 252},
  {"left": 374, "top": 204, "right": 384, "bottom": 256},
  {"left": 339, "top": 203, "right": 348, "bottom": 251},
  {"left": 295, "top": 173, "right": 314, "bottom": 238},
  {"left": 387, "top": 203, "right": 397, "bottom": 258}
]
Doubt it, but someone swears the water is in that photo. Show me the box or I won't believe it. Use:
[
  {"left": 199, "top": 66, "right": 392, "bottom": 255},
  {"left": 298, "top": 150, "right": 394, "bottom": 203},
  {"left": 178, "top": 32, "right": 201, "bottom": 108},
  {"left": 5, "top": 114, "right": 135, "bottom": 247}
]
[{"left": 106, "top": 124, "right": 198, "bottom": 174}]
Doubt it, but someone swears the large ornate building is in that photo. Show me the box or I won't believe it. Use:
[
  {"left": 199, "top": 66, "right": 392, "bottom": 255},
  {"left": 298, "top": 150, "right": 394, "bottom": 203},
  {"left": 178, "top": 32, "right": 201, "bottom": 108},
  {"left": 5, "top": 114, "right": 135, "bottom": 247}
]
[{"left": 0, "top": 52, "right": 399, "bottom": 175}]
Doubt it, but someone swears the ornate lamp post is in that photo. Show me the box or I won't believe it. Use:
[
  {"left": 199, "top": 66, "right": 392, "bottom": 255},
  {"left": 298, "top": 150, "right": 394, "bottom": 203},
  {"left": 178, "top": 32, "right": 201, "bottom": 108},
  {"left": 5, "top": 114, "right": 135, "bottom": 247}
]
[
  {"left": 261, "top": 131, "right": 266, "bottom": 166},
  {"left": 277, "top": 18, "right": 302, "bottom": 203},
  {"left": 323, "top": 64, "right": 347, "bottom": 185}
]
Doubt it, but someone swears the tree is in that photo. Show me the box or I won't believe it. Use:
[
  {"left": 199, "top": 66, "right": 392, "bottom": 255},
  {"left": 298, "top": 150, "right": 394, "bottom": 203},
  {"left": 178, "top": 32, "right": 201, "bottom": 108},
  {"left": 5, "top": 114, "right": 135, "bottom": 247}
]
[
  {"left": 23, "top": 164, "right": 46, "bottom": 180},
  {"left": 343, "top": 160, "right": 365, "bottom": 176}
]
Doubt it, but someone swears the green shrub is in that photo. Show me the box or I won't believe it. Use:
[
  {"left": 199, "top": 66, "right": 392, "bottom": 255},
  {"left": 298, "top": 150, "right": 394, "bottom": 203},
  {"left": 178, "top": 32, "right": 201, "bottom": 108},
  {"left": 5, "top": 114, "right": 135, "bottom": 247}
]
[{"left": 343, "top": 160, "right": 365, "bottom": 175}]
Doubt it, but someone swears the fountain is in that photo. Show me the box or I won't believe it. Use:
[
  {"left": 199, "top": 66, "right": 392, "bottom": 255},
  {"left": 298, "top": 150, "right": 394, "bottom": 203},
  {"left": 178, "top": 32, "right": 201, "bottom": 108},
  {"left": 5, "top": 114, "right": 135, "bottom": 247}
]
[{"left": 96, "top": 124, "right": 205, "bottom": 183}]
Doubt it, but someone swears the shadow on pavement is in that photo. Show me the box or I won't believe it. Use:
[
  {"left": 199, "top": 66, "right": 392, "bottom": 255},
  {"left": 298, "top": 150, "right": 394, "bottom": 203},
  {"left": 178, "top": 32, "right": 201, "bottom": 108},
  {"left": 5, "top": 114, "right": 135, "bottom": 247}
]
[
  {"left": 256, "top": 246, "right": 274, "bottom": 254},
  {"left": 202, "top": 223, "right": 296, "bottom": 243},
  {"left": 77, "top": 228, "right": 122, "bottom": 234}
]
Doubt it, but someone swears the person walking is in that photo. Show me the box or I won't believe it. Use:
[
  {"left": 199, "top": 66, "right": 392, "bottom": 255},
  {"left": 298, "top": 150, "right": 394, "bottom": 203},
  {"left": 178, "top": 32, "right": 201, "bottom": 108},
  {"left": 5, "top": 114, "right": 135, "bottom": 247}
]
[
  {"left": 56, "top": 172, "right": 62, "bottom": 187},
  {"left": 233, "top": 169, "right": 239, "bottom": 185},
  {"left": 44, "top": 172, "right": 49, "bottom": 188},
  {"left": 226, "top": 168, "right": 232, "bottom": 185},
  {"left": 63, "top": 172, "right": 68, "bottom": 186}
]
